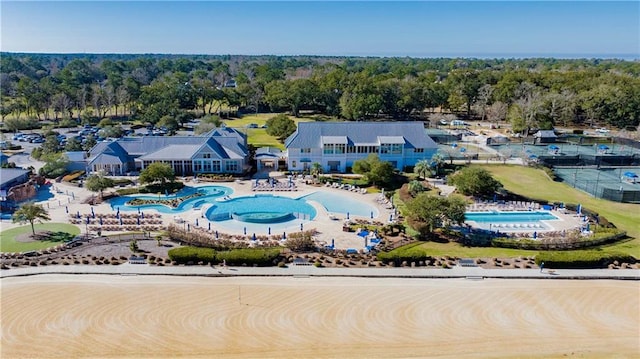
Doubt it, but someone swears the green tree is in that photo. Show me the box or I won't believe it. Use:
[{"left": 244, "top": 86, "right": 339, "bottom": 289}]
[
  {"left": 85, "top": 173, "right": 115, "bottom": 199},
  {"left": 265, "top": 114, "right": 297, "bottom": 141},
  {"left": 414, "top": 159, "right": 431, "bottom": 180},
  {"left": 64, "top": 137, "right": 83, "bottom": 151},
  {"left": 310, "top": 162, "right": 323, "bottom": 177},
  {"left": 83, "top": 134, "right": 97, "bottom": 151},
  {"left": 448, "top": 167, "right": 501, "bottom": 197},
  {"left": 12, "top": 202, "right": 51, "bottom": 236},
  {"left": 352, "top": 154, "right": 394, "bottom": 186},
  {"left": 139, "top": 162, "right": 175, "bottom": 185},
  {"left": 405, "top": 194, "right": 466, "bottom": 238},
  {"left": 42, "top": 134, "right": 61, "bottom": 153},
  {"left": 408, "top": 180, "right": 425, "bottom": 197},
  {"left": 38, "top": 153, "right": 70, "bottom": 178}
]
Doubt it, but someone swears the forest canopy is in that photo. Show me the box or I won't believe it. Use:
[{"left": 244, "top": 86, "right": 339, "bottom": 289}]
[{"left": 1, "top": 53, "right": 638, "bottom": 131}]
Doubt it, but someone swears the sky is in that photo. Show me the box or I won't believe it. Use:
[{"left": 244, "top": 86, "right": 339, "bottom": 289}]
[{"left": 1, "top": 1, "right": 639, "bottom": 58}]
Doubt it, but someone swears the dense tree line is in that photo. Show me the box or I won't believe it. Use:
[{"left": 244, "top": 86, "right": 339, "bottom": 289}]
[{"left": 1, "top": 53, "right": 639, "bottom": 131}]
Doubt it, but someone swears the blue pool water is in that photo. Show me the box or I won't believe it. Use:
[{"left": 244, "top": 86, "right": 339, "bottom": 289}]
[
  {"left": 108, "top": 185, "right": 232, "bottom": 213},
  {"left": 302, "top": 191, "right": 378, "bottom": 218},
  {"left": 466, "top": 211, "right": 559, "bottom": 223},
  {"left": 205, "top": 194, "right": 316, "bottom": 222}
]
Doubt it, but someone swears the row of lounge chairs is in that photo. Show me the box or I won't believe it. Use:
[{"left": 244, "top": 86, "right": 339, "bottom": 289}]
[
  {"left": 325, "top": 182, "right": 367, "bottom": 194},
  {"left": 252, "top": 183, "right": 297, "bottom": 191},
  {"left": 376, "top": 194, "right": 394, "bottom": 209},
  {"left": 468, "top": 201, "right": 541, "bottom": 212},
  {"left": 491, "top": 223, "right": 545, "bottom": 229}
]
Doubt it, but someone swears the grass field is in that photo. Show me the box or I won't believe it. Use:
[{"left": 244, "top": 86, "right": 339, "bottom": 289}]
[
  {"left": 0, "top": 223, "right": 80, "bottom": 253},
  {"left": 389, "top": 164, "right": 639, "bottom": 259},
  {"left": 224, "top": 113, "right": 327, "bottom": 149},
  {"left": 482, "top": 165, "right": 640, "bottom": 257}
]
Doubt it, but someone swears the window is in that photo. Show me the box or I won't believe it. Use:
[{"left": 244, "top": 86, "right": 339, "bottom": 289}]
[
  {"left": 194, "top": 161, "right": 202, "bottom": 172},
  {"left": 300, "top": 148, "right": 311, "bottom": 153},
  {"left": 203, "top": 161, "right": 211, "bottom": 172},
  {"left": 292, "top": 161, "right": 297, "bottom": 168},
  {"left": 212, "top": 161, "right": 221, "bottom": 172},
  {"left": 225, "top": 161, "right": 238, "bottom": 172},
  {"left": 323, "top": 144, "right": 333, "bottom": 154},
  {"left": 414, "top": 148, "right": 424, "bottom": 153},
  {"left": 391, "top": 144, "right": 403, "bottom": 154},
  {"left": 203, "top": 153, "right": 211, "bottom": 159},
  {"left": 335, "top": 144, "right": 345, "bottom": 154},
  {"left": 347, "top": 146, "right": 355, "bottom": 153}
]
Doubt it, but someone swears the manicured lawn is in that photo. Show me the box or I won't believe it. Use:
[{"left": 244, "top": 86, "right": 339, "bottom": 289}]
[
  {"left": 0, "top": 223, "right": 80, "bottom": 253},
  {"left": 247, "top": 128, "right": 284, "bottom": 149},
  {"left": 482, "top": 164, "right": 640, "bottom": 257},
  {"left": 390, "top": 241, "right": 539, "bottom": 259},
  {"left": 388, "top": 164, "right": 639, "bottom": 259}
]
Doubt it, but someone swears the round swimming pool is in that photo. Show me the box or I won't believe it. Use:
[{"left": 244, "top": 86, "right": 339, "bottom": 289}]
[{"left": 206, "top": 194, "right": 316, "bottom": 223}]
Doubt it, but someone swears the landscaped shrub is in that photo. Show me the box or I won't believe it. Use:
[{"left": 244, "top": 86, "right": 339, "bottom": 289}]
[
  {"left": 127, "top": 192, "right": 204, "bottom": 208},
  {"left": 168, "top": 247, "right": 216, "bottom": 264},
  {"left": 168, "top": 246, "right": 281, "bottom": 266},
  {"left": 216, "top": 248, "right": 281, "bottom": 266},
  {"left": 535, "top": 251, "right": 636, "bottom": 269},
  {"left": 377, "top": 242, "right": 432, "bottom": 265},
  {"left": 116, "top": 187, "right": 142, "bottom": 195}
]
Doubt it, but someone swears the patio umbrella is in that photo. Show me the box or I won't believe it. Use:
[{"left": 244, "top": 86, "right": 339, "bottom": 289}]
[
  {"left": 119, "top": 217, "right": 123, "bottom": 225},
  {"left": 86, "top": 216, "right": 90, "bottom": 224},
  {"left": 77, "top": 211, "right": 80, "bottom": 219},
  {"left": 58, "top": 200, "right": 61, "bottom": 206},
  {"left": 195, "top": 218, "right": 199, "bottom": 227},
  {"left": 370, "top": 211, "right": 374, "bottom": 219},
  {"left": 99, "top": 217, "right": 103, "bottom": 225},
  {"left": 243, "top": 227, "right": 247, "bottom": 235},
  {"left": 138, "top": 207, "right": 141, "bottom": 214},
  {"left": 137, "top": 217, "right": 140, "bottom": 226},
  {"left": 389, "top": 214, "right": 393, "bottom": 222},
  {"left": 300, "top": 223, "right": 303, "bottom": 231},
  {"left": 141, "top": 212, "right": 144, "bottom": 219},
  {"left": 72, "top": 192, "right": 75, "bottom": 199},
  {"left": 187, "top": 223, "right": 190, "bottom": 231},
  {"left": 252, "top": 233, "right": 256, "bottom": 241},
  {"left": 208, "top": 222, "right": 211, "bottom": 230},
  {"left": 117, "top": 207, "right": 120, "bottom": 215},
  {"left": 346, "top": 212, "right": 350, "bottom": 220},
  {"left": 364, "top": 238, "right": 367, "bottom": 247},
  {"left": 65, "top": 206, "right": 68, "bottom": 213},
  {"left": 283, "top": 232, "right": 286, "bottom": 239},
  {"left": 331, "top": 238, "right": 335, "bottom": 248},
  {"left": 268, "top": 227, "right": 271, "bottom": 235},
  {"left": 215, "top": 230, "right": 219, "bottom": 239},
  {"left": 533, "top": 231, "right": 537, "bottom": 239},
  {"left": 577, "top": 204, "right": 582, "bottom": 215}
]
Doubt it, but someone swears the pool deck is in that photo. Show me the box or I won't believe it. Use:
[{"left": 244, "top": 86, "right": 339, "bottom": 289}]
[{"left": 0, "top": 178, "right": 395, "bottom": 251}]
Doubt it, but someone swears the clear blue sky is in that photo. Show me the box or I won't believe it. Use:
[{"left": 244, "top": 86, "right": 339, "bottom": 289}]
[{"left": 2, "top": 1, "right": 638, "bottom": 58}]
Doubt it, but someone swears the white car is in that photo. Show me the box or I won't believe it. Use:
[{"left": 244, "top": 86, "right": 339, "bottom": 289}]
[{"left": 595, "top": 128, "right": 610, "bottom": 133}]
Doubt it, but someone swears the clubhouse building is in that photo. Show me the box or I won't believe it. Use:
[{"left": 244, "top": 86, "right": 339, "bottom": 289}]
[
  {"left": 86, "top": 121, "right": 438, "bottom": 176},
  {"left": 284, "top": 121, "right": 438, "bottom": 172},
  {"left": 86, "top": 127, "right": 249, "bottom": 175}
]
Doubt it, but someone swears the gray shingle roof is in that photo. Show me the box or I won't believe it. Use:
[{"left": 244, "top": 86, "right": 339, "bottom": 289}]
[
  {"left": 285, "top": 121, "right": 437, "bottom": 149},
  {"left": 0, "top": 168, "right": 29, "bottom": 188},
  {"left": 534, "top": 130, "right": 557, "bottom": 138},
  {"left": 88, "top": 127, "right": 248, "bottom": 164}
]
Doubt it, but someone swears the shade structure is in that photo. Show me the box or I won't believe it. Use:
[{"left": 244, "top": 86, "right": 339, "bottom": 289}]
[
  {"left": 331, "top": 238, "right": 335, "bottom": 248},
  {"left": 252, "top": 233, "right": 257, "bottom": 241},
  {"left": 300, "top": 223, "right": 303, "bottom": 231},
  {"left": 86, "top": 216, "right": 90, "bottom": 224},
  {"left": 215, "top": 230, "right": 219, "bottom": 239},
  {"left": 119, "top": 217, "right": 123, "bottom": 225},
  {"left": 195, "top": 218, "right": 199, "bottom": 227},
  {"left": 65, "top": 206, "right": 68, "bottom": 213},
  {"left": 99, "top": 217, "right": 103, "bottom": 225},
  {"left": 370, "top": 211, "right": 374, "bottom": 218},
  {"left": 283, "top": 232, "right": 286, "bottom": 239},
  {"left": 141, "top": 212, "right": 144, "bottom": 219},
  {"left": 533, "top": 231, "right": 537, "bottom": 239},
  {"left": 137, "top": 217, "right": 140, "bottom": 225},
  {"left": 268, "top": 227, "right": 271, "bottom": 235},
  {"left": 77, "top": 211, "right": 80, "bottom": 219},
  {"left": 346, "top": 212, "right": 350, "bottom": 219},
  {"left": 138, "top": 207, "right": 140, "bottom": 214},
  {"left": 208, "top": 222, "right": 211, "bottom": 231}
]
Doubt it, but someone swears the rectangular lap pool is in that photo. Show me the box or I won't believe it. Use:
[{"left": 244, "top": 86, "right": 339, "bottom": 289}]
[{"left": 465, "top": 211, "right": 559, "bottom": 231}]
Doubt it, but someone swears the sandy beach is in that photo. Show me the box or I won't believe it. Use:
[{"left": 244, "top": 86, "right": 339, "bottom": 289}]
[{"left": 1, "top": 275, "right": 638, "bottom": 358}]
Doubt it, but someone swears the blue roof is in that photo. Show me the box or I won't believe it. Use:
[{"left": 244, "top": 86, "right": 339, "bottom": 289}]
[{"left": 285, "top": 122, "right": 437, "bottom": 150}]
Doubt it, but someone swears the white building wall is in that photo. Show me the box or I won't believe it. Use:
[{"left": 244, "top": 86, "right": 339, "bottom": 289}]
[{"left": 287, "top": 147, "right": 437, "bottom": 172}]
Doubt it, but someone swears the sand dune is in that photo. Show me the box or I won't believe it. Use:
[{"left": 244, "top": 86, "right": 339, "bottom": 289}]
[{"left": 1, "top": 275, "right": 638, "bottom": 358}]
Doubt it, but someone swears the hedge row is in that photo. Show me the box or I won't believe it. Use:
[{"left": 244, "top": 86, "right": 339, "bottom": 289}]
[
  {"left": 535, "top": 251, "right": 636, "bottom": 269},
  {"left": 491, "top": 230, "right": 627, "bottom": 251},
  {"left": 377, "top": 243, "right": 432, "bottom": 265},
  {"left": 168, "top": 246, "right": 282, "bottom": 266}
]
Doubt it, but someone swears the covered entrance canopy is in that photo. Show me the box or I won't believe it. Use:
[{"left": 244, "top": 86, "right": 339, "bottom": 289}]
[{"left": 255, "top": 147, "right": 284, "bottom": 171}]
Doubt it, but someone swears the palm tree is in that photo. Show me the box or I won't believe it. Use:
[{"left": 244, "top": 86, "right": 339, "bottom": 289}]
[
  {"left": 12, "top": 202, "right": 51, "bottom": 236},
  {"left": 310, "top": 162, "right": 323, "bottom": 177},
  {"left": 414, "top": 159, "right": 430, "bottom": 180}
]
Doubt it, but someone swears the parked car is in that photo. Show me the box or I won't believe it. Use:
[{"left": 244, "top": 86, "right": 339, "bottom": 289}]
[
  {"left": 12, "top": 133, "right": 25, "bottom": 141},
  {"left": 31, "top": 137, "right": 45, "bottom": 144},
  {"left": 595, "top": 128, "right": 610, "bottom": 133}
]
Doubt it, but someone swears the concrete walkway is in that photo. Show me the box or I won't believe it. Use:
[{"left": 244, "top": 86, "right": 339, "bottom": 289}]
[{"left": 2, "top": 264, "right": 638, "bottom": 280}]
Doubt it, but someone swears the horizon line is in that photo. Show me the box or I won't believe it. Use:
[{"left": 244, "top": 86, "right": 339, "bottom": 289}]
[{"left": 2, "top": 51, "right": 638, "bottom": 61}]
